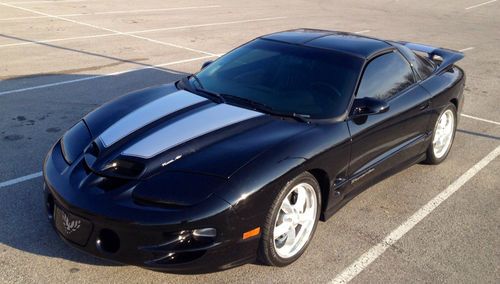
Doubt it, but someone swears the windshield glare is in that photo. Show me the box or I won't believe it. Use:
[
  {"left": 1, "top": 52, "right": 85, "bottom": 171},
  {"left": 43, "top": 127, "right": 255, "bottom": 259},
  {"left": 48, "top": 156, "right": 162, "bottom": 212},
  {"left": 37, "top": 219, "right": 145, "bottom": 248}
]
[{"left": 192, "top": 39, "right": 363, "bottom": 119}]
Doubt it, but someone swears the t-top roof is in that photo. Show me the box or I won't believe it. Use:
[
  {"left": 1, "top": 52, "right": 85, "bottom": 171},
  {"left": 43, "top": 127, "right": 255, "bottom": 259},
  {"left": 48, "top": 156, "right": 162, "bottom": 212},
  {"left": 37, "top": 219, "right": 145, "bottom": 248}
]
[{"left": 260, "top": 29, "right": 392, "bottom": 59}]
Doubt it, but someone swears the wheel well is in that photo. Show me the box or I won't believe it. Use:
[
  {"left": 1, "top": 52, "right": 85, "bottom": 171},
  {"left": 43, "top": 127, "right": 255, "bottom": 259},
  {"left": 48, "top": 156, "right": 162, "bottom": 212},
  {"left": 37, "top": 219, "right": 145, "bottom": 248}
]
[{"left": 308, "top": 169, "right": 330, "bottom": 215}]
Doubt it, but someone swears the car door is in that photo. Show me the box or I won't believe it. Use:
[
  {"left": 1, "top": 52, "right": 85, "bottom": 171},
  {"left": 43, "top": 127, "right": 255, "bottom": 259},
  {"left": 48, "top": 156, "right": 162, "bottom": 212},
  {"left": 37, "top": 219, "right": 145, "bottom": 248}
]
[{"left": 345, "top": 50, "right": 432, "bottom": 194}]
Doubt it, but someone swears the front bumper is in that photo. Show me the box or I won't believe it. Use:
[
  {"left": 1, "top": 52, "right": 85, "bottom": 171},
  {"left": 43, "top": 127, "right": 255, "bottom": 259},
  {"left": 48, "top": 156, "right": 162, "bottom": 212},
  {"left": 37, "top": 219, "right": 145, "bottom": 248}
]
[{"left": 43, "top": 141, "right": 259, "bottom": 273}]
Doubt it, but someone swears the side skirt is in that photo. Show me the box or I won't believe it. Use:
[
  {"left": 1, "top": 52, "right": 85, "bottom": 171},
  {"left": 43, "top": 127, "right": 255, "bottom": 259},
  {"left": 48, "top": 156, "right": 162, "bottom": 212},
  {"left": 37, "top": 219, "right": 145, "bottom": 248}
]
[{"left": 320, "top": 152, "right": 426, "bottom": 221}]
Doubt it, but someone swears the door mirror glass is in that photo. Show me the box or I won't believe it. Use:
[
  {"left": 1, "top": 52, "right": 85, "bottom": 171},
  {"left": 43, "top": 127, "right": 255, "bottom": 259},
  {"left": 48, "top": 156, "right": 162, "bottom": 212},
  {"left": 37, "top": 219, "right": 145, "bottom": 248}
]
[
  {"left": 201, "top": 61, "right": 213, "bottom": 70},
  {"left": 351, "top": 97, "right": 390, "bottom": 117}
]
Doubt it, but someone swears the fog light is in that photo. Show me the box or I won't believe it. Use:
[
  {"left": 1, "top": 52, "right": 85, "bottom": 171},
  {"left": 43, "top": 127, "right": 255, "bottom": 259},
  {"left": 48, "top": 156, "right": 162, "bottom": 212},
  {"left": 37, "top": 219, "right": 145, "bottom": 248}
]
[{"left": 96, "top": 229, "right": 120, "bottom": 253}]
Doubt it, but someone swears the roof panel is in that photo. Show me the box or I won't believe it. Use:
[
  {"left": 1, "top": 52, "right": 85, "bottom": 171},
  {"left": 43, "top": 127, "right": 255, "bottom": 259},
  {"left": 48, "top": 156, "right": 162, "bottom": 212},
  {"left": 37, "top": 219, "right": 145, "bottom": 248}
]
[
  {"left": 261, "top": 29, "right": 332, "bottom": 44},
  {"left": 261, "top": 29, "right": 391, "bottom": 59},
  {"left": 305, "top": 33, "right": 391, "bottom": 58}
]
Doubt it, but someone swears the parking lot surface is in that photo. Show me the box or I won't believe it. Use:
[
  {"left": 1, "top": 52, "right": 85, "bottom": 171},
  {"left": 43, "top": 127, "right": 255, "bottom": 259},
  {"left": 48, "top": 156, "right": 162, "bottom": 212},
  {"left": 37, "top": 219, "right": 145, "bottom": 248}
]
[{"left": 0, "top": 0, "right": 499, "bottom": 283}]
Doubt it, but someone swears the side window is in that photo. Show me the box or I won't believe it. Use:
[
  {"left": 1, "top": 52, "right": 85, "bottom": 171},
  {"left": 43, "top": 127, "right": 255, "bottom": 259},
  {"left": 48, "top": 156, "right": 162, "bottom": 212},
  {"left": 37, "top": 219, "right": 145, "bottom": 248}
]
[{"left": 357, "top": 51, "right": 415, "bottom": 100}]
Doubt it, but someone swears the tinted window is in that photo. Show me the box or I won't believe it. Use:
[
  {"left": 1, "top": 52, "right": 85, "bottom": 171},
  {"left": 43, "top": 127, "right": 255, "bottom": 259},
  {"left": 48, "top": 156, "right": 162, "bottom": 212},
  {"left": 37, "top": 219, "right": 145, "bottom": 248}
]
[
  {"left": 389, "top": 41, "right": 435, "bottom": 80},
  {"left": 192, "top": 39, "right": 364, "bottom": 118},
  {"left": 357, "top": 51, "right": 415, "bottom": 100},
  {"left": 414, "top": 53, "right": 435, "bottom": 79}
]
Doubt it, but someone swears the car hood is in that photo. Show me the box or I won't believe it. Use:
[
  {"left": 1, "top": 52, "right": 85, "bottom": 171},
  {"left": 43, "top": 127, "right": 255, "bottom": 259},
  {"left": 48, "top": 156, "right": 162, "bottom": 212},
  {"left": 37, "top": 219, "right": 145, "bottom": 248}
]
[{"left": 82, "top": 83, "right": 313, "bottom": 180}]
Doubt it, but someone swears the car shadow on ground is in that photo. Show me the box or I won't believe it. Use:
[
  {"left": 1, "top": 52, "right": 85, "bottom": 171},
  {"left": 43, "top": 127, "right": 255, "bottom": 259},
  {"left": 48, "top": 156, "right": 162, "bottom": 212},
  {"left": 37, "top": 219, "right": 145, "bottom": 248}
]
[
  {"left": 0, "top": 178, "right": 119, "bottom": 266},
  {"left": 0, "top": 68, "right": 191, "bottom": 267},
  {"left": 457, "top": 129, "right": 500, "bottom": 141}
]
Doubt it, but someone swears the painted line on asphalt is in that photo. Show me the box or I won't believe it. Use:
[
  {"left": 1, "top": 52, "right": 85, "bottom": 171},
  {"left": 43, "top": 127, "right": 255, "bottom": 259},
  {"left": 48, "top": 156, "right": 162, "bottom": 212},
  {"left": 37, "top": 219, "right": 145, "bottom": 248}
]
[
  {"left": 0, "top": 1, "right": 217, "bottom": 56},
  {"left": 0, "top": 33, "right": 118, "bottom": 48},
  {"left": 9, "top": 0, "right": 85, "bottom": 4},
  {"left": 0, "top": 5, "right": 221, "bottom": 21},
  {"left": 459, "top": 47, "right": 475, "bottom": 52},
  {"left": 0, "top": 54, "right": 216, "bottom": 97},
  {"left": 0, "top": 171, "right": 42, "bottom": 189},
  {"left": 465, "top": 0, "right": 497, "bottom": 10},
  {"left": 330, "top": 144, "right": 500, "bottom": 284},
  {"left": 0, "top": 16, "right": 287, "bottom": 48},
  {"left": 122, "top": 16, "right": 289, "bottom": 35},
  {"left": 461, "top": 114, "right": 500, "bottom": 126}
]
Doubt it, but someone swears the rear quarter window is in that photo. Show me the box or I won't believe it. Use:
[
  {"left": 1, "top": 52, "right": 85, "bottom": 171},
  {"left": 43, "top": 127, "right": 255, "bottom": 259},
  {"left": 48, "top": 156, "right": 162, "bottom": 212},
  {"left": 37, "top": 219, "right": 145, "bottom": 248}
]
[
  {"left": 390, "top": 42, "right": 436, "bottom": 80},
  {"left": 414, "top": 53, "right": 436, "bottom": 80}
]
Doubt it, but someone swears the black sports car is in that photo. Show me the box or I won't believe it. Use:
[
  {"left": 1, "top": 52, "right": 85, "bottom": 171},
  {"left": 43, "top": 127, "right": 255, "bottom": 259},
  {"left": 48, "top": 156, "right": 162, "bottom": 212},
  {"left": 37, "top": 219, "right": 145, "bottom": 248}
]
[{"left": 43, "top": 29, "right": 465, "bottom": 272}]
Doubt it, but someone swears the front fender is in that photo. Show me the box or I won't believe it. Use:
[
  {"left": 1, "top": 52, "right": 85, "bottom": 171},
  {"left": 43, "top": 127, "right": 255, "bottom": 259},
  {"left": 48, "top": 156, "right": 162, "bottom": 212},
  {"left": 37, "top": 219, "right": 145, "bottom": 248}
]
[{"left": 216, "top": 122, "right": 351, "bottom": 230}]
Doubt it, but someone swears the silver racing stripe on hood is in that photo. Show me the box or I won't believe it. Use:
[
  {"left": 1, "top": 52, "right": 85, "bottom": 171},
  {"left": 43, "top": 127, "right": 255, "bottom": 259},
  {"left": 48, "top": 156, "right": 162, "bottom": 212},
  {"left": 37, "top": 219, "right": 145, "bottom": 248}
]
[
  {"left": 99, "top": 90, "right": 207, "bottom": 147},
  {"left": 122, "top": 103, "right": 264, "bottom": 159}
]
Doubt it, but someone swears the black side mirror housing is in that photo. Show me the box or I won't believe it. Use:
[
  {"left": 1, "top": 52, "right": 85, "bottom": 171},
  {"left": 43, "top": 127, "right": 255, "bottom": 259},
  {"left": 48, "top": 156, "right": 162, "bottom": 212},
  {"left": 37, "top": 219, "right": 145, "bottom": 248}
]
[
  {"left": 201, "top": 61, "right": 213, "bottom": 70},
  {"left": 351, "top": 97, "right": 390, "bottom": 117}
]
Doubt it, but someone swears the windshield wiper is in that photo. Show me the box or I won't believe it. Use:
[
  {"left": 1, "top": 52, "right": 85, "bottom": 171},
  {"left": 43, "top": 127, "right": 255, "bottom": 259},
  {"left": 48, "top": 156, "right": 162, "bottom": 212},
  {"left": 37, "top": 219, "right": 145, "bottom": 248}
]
[
  {"left": 222, "top": 94, "right": 310, "bottom": 123},
  {"left": 188, "top": 75, "right": 225, "bottom": 103}
]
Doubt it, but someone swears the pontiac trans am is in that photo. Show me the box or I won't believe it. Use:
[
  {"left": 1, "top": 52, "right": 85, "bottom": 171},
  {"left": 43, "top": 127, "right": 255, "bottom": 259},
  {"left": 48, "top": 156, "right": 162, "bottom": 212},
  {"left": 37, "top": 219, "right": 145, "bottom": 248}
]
[{"left": 43, "top": 29, "right": 465, "bottom": 272}]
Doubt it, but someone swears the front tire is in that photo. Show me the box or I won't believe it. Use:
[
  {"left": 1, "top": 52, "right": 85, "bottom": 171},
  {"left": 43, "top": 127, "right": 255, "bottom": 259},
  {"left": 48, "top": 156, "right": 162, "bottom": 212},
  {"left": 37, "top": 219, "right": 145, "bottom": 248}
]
[
  {"left": 425, "top": 104, "right": 457, "bottom": 164},
  {"left": 258, "top": 172, "right": 321, "bottom": 266}
]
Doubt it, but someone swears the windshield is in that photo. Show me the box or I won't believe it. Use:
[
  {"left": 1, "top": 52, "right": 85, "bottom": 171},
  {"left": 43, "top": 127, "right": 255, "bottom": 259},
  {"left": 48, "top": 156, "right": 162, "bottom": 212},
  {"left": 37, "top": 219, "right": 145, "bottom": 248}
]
[{"left": 190, "top": 39, "right": 363, "bottom": 119}]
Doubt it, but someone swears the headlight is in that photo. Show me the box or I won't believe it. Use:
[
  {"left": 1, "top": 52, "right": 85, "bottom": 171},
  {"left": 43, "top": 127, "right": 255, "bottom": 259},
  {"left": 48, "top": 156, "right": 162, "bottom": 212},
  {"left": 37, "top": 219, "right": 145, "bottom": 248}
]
[{"left": 61, "top": 121, "right": 92, "bottom": 164}]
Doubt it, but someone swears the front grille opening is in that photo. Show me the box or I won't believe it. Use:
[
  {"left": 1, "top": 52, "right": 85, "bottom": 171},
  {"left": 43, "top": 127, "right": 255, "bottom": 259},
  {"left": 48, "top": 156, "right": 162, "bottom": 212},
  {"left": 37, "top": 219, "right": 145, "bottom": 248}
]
[
  {"left": 87, "top": 141, "right": 100, "bottom": 157},
  {"left": 142, "top": 230, "right": 216, "bottom": 265},
  {"left": 102, "top": 159, "right": 145, "bottom": 178},
  {"left": 96, "top": 229, "right": 120, "bottom": 253}
]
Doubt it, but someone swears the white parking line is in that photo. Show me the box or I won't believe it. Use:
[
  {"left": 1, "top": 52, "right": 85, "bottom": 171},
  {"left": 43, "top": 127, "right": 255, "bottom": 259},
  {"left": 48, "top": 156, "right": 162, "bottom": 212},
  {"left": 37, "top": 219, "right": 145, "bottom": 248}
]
[
  {"left": 0, "top": 1, "right": 217, "bottom": 56},
  {"left": 459, "top": 47, "right": 475, "bottom": 52},
  {"left": 0, "top": 33, "right": 117, "bottom": 48},
  {"left": 124, "top": 16, "right": 289, "bottom": 35},
  {"left": 354, "top": 30, "right": 371, "bottom": 34},
  {"left": 0, "top": 54, "right": 216, "bottom": 97},
  {"left": 9, "top": 0, "right": 85, "bottom": 4},
  {"left": 0, "top": 16, "right": 288, "bottom": 49},
  {"left": 0, "top": 171, "right": 42, "bottom": 189},
  {"left": 0, "top": 5, "right": 221, "bottom": 21},
  {"left": 330, "top": 144, "right": 500, "bottom": 284},
  {"left": 465, "top": 0, "right": 497, "bottom": 10},
  {"left": 461, "top": 114, "right": 500, "bottom": 126}
]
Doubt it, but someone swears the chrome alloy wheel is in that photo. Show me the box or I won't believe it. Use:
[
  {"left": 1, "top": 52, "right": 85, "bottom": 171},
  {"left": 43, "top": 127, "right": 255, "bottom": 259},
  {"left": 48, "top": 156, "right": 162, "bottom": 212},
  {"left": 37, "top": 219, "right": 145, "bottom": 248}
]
[
  {"left": 432, "top": 109, "right": 455, "bottom": 159},
  {"left": 273, "top": 182, "right": 317, "bottom": 259}
]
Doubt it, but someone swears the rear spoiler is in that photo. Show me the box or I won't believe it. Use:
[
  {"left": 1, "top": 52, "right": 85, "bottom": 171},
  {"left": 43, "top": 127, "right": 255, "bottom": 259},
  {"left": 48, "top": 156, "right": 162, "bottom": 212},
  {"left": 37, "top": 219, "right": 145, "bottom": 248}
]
[{"left": 398, "top": 41, "right": 464, "bottom": 74}]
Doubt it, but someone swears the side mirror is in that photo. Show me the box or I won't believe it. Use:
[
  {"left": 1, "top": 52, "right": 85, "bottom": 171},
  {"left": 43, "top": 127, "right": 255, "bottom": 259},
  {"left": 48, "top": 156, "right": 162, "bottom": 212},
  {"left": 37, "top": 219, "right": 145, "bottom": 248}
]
[
  {"left": 351, "top": 97, "right": 389, "bottom": 117},
  {"left": 201, "top": 61, "right": 213, "bottom": 70}
]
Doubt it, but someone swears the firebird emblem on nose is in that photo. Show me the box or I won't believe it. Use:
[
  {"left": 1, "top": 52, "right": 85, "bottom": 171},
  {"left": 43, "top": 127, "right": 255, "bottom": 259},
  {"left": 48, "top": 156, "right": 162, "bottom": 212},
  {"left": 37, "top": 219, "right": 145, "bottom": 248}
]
[{"left": 62, "top": 212, "right": 81, "bottom": 234}]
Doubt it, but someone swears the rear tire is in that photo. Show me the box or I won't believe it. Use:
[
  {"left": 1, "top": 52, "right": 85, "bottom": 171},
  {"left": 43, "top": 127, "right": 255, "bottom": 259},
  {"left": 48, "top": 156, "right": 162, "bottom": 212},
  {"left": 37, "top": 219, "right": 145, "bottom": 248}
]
[
  {"left": 258, "top": 172, "right": 321, "bottom": 266},
  {"left": 424, "top": 104, "right": 457, "bottom": 164}
]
